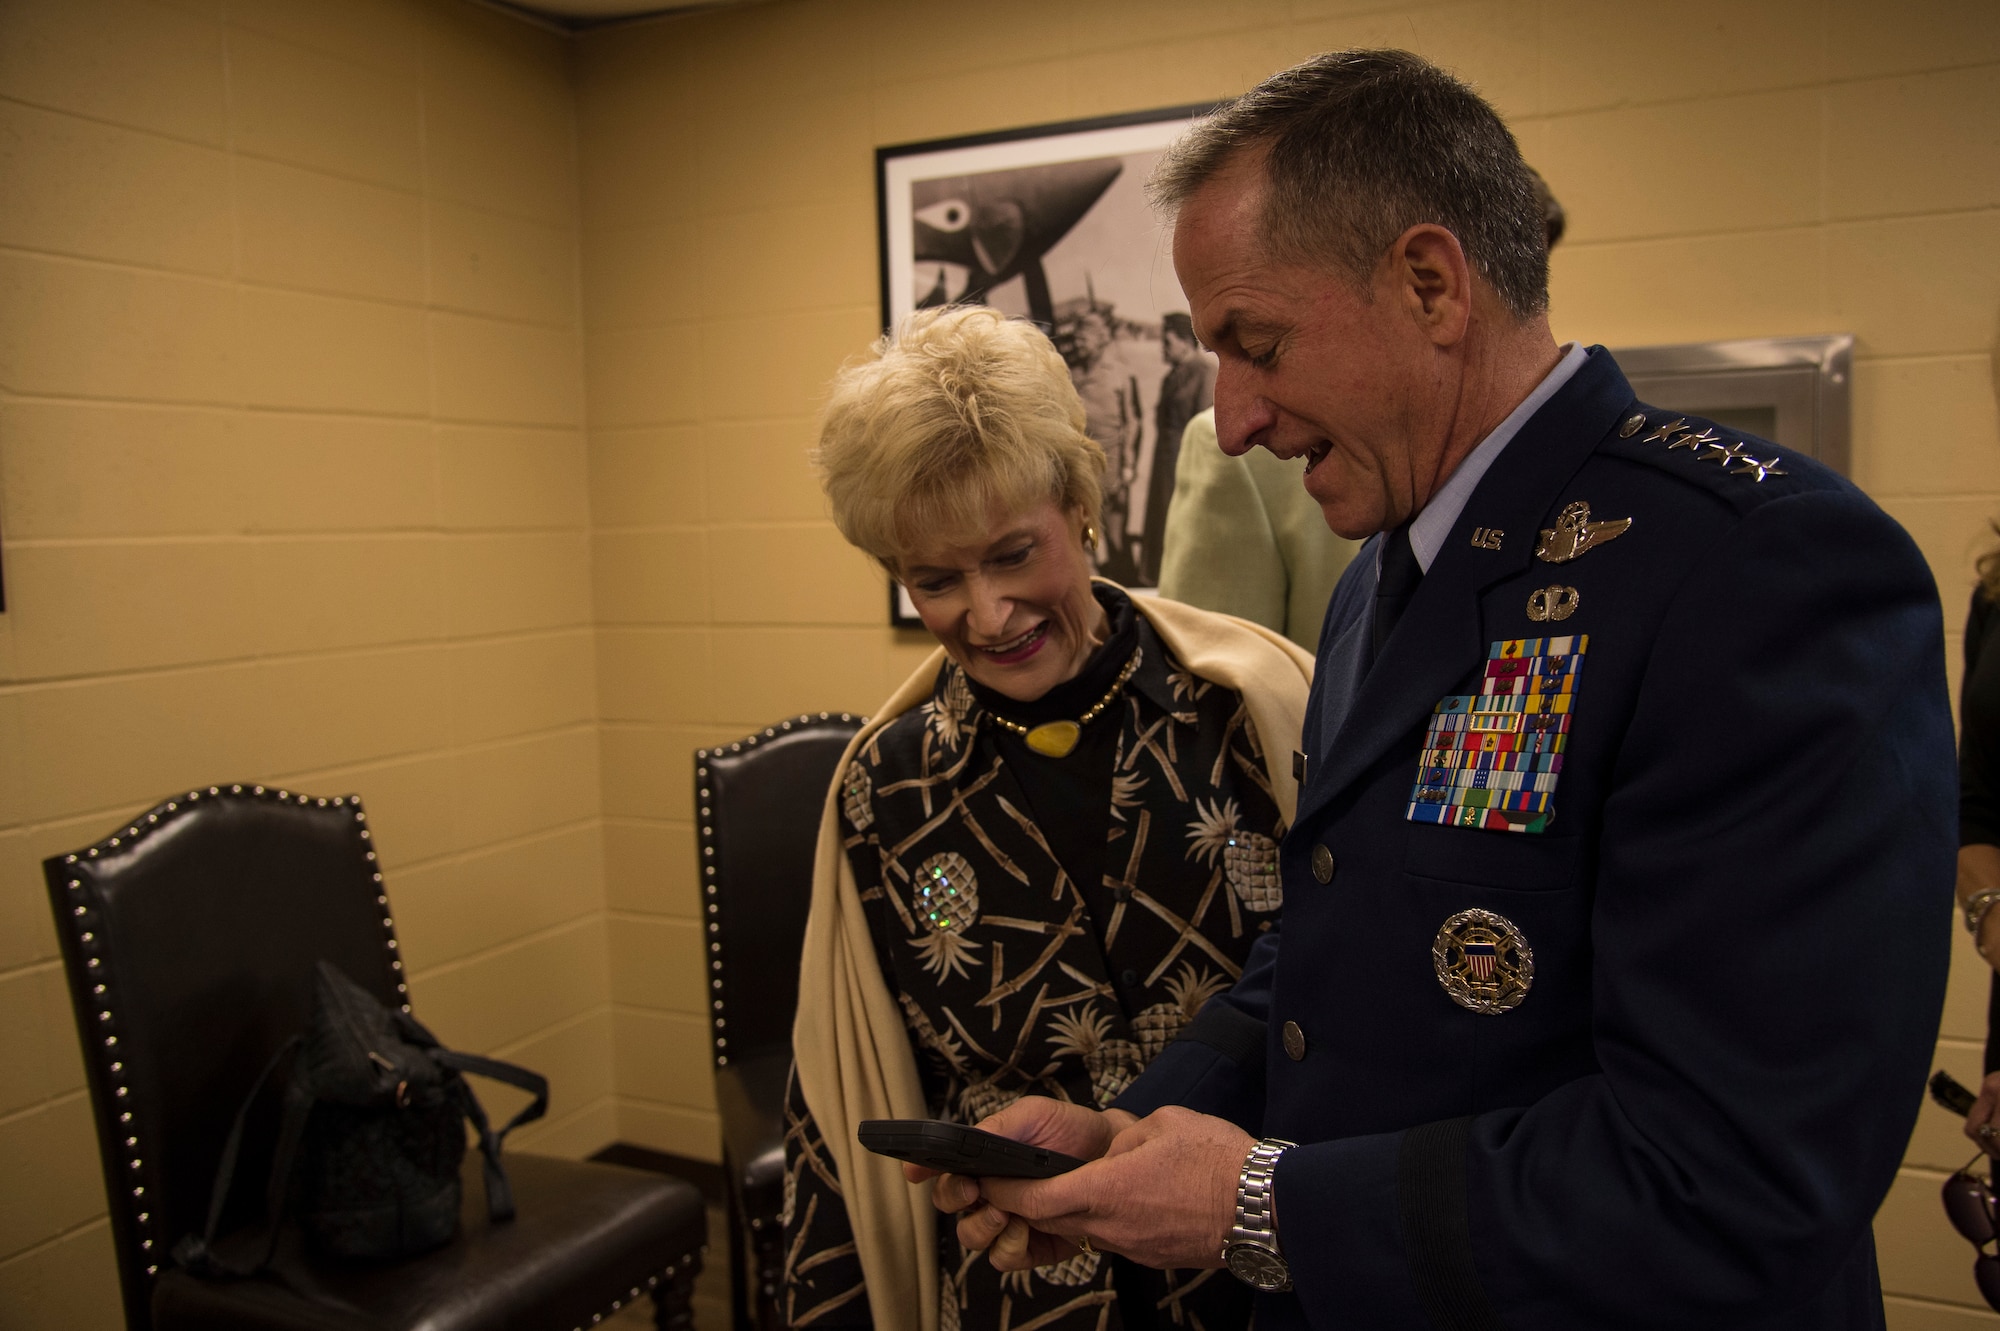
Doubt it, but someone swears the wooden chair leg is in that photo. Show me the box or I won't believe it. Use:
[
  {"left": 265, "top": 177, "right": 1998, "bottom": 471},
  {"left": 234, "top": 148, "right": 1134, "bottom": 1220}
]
[{"left": 653, "top": 1257, "right": 702, "bottom": 1331}]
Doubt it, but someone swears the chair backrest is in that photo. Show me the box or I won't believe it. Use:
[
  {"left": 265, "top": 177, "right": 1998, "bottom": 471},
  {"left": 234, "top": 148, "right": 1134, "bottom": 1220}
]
[
  {"left": 41, "top": 784, "right": 403, "bottom": 1331},
  {"left": 695, "top": 713, "right": 864, "bottom": 1068}
]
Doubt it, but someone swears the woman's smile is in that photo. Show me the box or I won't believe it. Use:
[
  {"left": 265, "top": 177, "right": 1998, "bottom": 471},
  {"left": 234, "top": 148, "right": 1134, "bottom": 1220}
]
[{"left": 976, "top": 621, "right": 1050, "bottom": 665}]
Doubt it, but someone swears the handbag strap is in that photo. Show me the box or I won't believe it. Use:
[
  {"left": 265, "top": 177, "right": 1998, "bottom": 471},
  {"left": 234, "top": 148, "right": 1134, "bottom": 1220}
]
[
  {"left": 432, "top": 1049, "right": 549, "bottom": 1223},
  {"left": 171, "top": 1036, "right": 312, "bottom": 1278}
]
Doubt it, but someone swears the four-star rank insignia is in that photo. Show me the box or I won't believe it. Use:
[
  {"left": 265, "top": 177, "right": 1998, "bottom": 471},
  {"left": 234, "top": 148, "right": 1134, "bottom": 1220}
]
[
  {"left": 1630, "top": 412, "right": 1790, "bottom": 483},
  {"left": 1535, "top": 500, "right": 1631, "bottom": 563},
  {"left": 1433, "top": 908, "right": 1534, "bottom": 1014}
]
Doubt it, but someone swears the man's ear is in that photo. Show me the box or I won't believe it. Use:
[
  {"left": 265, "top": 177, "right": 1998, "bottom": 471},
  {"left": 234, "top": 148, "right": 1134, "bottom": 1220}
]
[{"left": 1390, "top": 224, "right": 1473, "bottom": 348}]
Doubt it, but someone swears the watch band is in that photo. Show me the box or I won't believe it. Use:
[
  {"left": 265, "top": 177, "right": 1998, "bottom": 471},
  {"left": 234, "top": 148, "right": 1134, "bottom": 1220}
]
[
  {"left": 1966, "top": 889, "right": 2000, "bottom": 956},
  {"left": 1231, "top": 1138, "right": 1294, "bottom": 1243},
  {"left": 1225, "top": 1136, "right": 1297, "bottom": 1296}
]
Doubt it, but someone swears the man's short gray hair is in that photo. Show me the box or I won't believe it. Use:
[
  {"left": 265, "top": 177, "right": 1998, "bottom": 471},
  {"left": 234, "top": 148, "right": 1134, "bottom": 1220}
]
[{"left": 1152, "top": 50, "right": 1550, "bottom": 321}]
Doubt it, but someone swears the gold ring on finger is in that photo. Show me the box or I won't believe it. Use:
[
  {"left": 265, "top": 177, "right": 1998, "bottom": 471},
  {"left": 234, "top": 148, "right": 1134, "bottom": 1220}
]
[{"left": 1077, "top": 1235, "right": 1094, "bottom": 1257}]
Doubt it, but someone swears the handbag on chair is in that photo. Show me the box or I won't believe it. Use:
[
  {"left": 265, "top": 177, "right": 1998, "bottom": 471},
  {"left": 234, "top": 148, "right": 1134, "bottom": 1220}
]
[{"left": 175, "top": 959, "right": 549, "bottom": 1273}]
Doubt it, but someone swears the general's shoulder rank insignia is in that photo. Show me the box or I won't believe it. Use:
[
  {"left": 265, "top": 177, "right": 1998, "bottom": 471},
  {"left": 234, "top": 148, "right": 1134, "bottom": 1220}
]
[
  {"left": 1535, "top": 500, "right": 1631, "bottom": 563},
  {"left": 1406, "top": 635, "right": 1586, "bottom": 834},
  {"left": 1434, "top": 908, "right": 1534, "bottom": 1014},
  {"left": 1637, "top": 418, "right": 1789, "bottom": 483}
]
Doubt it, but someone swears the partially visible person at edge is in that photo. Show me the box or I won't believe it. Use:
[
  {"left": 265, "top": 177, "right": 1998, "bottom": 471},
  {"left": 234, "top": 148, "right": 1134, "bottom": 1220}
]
[
  {"left": 1956, "top": 526, "right": 2000, "bottom": 1147},
  {"left": 1152, "top": 169, "right": 1561, "bottom": 649},
  {"left": 781, "top": 304, "right": 1313, "bottom": 1331},
  {"left": 919, "top": 49, "right": 1956, "bottom": 1330}
]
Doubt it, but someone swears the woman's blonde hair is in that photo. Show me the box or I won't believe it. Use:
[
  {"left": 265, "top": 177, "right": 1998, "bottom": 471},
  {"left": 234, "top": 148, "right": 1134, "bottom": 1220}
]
[{"left": 814, "top": 305, "right": 1104, "bottom": 567}]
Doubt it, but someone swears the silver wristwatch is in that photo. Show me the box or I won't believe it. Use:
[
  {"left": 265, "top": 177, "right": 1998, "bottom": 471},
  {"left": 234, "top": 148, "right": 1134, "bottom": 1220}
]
[
  {"left": 1967, "top": 888, "right": 2000, "bottom": 958},
  {"left": 1223, "top": 1138, "right": 1296, "bottom": 1292}
]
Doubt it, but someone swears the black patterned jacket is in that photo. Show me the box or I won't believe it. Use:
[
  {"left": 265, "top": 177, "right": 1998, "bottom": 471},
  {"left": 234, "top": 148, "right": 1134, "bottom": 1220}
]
[{"left": 782, "top": 614, "right": 1284, "bottom": 1331}]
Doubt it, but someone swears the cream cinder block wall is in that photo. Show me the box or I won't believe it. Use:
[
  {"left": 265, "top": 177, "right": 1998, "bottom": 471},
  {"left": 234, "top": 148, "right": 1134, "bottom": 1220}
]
[
  {"left": 576, "top": 0, "right": 2000, "bottom": 1325},
  {"left": 0, "top": 0, "right": 609, "bottom": 1326},
  {"left": 0, "top": 0, "right": 1992, "bottom": 1325}
]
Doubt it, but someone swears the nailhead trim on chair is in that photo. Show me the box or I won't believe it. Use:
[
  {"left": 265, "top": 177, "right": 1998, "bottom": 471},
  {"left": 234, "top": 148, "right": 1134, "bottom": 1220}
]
[
  {"left": 58, "top": 784, "right": 395, "bottom": 1292},
  {"left": 692, "top": 714, "right": 861, "bottom": 1069},
  {"left": 570, "top": 1241, "right": 706, "bottom": 1330}
]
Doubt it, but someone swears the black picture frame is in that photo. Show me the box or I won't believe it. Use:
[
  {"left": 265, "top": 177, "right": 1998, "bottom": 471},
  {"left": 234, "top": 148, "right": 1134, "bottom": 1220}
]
[{"left": 875, "top": 104, "right": 1224, "bottom": 628}]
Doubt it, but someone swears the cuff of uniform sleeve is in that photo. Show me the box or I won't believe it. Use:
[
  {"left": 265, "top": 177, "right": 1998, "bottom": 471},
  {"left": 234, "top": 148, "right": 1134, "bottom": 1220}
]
[
  {"left": 1275, "top": 1129, "right": 1430, "bottom": 1328},
  {"left": 1275, "top": 1120, "right": 1508, "bottom": 1331}
]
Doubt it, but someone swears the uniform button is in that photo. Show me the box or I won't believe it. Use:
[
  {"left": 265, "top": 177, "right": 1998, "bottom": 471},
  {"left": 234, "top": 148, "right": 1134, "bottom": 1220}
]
[
  {"left": 1282, "top": 1020, "right": 1307, "bottom": 1061},
  {"left": 1310, "top": 844, "right": 1336, "bottom": 884},
  {"left": 1120, "top": 968, "right": 1139, "bottom": 988}
]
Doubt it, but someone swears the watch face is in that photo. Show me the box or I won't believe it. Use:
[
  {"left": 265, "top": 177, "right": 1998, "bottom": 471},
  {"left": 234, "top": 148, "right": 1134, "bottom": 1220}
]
[{"left": 1225, "top": 1242, "right": 1292, "bottom": 1292}]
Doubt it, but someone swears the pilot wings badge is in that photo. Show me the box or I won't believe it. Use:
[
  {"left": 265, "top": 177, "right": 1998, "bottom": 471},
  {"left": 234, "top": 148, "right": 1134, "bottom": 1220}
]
[{"left": 1535, "top": 500, "right": 1632, "bottom": 564}]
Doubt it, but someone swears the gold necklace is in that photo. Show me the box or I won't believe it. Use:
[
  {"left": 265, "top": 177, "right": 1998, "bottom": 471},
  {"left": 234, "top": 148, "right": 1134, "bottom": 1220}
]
[{"left": 983, "top": 650, "right": 1142, "bottom": 759}]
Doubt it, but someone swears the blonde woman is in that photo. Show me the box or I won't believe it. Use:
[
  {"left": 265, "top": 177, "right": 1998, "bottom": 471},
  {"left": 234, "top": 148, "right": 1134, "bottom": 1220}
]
[{"left": 783, "top": 306, "right": 1311, "bottom": 1331}]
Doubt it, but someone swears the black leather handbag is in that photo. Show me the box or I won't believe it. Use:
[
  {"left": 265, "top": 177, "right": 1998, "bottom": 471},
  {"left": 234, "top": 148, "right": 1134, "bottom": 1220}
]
[{"left": 175, "top": 960, "right": 549, "bottom": 1272}]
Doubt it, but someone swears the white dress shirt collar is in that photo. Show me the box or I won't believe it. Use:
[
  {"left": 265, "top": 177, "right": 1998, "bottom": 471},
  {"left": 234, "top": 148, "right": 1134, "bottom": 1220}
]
[{"left": 1400, "top": 342, "right": 1588, "bottom": 574}]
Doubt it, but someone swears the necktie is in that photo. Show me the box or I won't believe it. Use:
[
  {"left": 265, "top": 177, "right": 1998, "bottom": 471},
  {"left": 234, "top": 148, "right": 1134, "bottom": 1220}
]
[{"left": 1370, "top": 520, "right": 1423, "bottom": 669}]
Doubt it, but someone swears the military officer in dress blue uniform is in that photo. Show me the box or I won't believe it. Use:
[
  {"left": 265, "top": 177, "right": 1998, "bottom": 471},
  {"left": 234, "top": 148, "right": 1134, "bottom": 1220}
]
[{"left": 918, "top": 49, "right": 1958, "bottom": 1330}]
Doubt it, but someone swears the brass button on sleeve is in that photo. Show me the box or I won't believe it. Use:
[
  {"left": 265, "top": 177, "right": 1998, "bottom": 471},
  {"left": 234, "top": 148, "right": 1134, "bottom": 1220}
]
[
  {"left": 1310, "top": 844, "right": 1336, "bottom": 884},
  {"left": 1282, "top": 1020, "right": 1307, "bottom": 1061}
]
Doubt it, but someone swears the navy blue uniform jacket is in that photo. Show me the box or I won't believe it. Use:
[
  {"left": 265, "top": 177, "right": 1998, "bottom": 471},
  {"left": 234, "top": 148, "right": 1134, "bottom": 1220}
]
[{"left": 1117, "top": 348, "right": 1957, "bottom": 1329}]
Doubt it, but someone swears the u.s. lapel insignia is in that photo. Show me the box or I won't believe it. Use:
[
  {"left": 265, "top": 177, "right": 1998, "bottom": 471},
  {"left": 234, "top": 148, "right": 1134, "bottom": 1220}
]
[
  {"left": 1433, "top": 908, "right": 1534, "bottom": 1014},
  {"left": 1618, "top": 413, "right": 1646, "bottom": 438},
  {"left": 1526, "top": 585, "right": 1580, "bottom": 622},
  {"left": 1535, "top": 501, "right": 1632, "bottom": 563}
]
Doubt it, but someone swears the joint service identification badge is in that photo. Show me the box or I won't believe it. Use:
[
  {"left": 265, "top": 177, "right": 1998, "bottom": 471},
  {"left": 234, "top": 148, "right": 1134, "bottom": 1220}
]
[
  {"left": 1406, "top": 635, "right": 1587, "bottom": 834},
  {"left": 1434, "top": 908, "right": 1534, "bottom": 1014}
]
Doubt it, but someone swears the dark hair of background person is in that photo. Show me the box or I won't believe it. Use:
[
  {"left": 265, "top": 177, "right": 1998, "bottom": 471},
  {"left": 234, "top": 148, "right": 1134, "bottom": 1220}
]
[
  {"left": 1162, "top": 311, "right": 1196, "bottom": 343},
  {"left": 1980, "top": 522, "right": 2000, "bottom": 600},
  {"left": 1150, "top": 49, "right": 1551, "bottom": 321}
]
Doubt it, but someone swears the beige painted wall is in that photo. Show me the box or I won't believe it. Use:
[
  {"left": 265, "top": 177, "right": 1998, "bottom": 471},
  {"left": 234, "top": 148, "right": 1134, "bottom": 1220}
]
[
  {"left": 0, "top": 0, "right": 606, "bottom": 1325},
  {"left": 574, "top": 1, "right": 2000, "bottom": 1327},
  {"left": 0, "top": 0, "right": 1995, "bottom": 1326}
]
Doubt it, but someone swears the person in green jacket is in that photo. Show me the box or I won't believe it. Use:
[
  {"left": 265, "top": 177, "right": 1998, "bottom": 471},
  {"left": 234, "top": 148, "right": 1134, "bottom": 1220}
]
[{"left": 1155, "top": 407, "right": 1357, "bottom": 650}]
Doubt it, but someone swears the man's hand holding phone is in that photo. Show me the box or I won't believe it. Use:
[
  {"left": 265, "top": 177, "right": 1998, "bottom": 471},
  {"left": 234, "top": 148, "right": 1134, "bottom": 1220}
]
[
  {"left": 896, "top": 1099, "right": 1134, "bottom": 1269},
  {"left": 877, "top": 1096, "right": 1250, "bottom": 1275}
]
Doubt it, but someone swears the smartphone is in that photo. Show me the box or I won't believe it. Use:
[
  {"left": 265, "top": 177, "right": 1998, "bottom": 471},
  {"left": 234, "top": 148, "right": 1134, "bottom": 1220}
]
[
  {"left": 1932, "top": 1069, "right": 1979, "bottom": 1117},
  {"left": 858, "top": 1119, "right": 1086, "bottom": 1179}
]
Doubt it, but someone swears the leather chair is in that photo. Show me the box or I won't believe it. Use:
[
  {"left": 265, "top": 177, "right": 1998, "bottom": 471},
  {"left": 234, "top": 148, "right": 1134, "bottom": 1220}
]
[
  {"left": 695, "top": 713, "right": 865, "bottom": 1331},
  {"left": 43, "top": 783, "right": 708, "bottom": 1331}
]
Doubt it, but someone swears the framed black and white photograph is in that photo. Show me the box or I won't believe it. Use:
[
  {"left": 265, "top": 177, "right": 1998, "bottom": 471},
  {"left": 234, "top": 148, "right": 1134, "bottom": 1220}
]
[{"left": 877, "top": 105, "right": 1221, "bottom": 627}]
